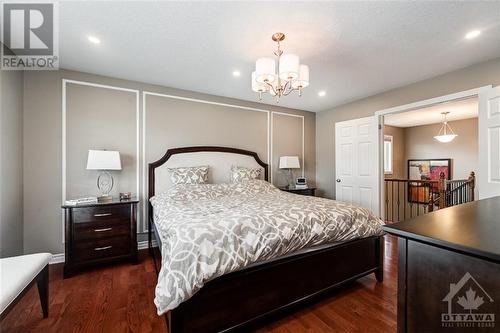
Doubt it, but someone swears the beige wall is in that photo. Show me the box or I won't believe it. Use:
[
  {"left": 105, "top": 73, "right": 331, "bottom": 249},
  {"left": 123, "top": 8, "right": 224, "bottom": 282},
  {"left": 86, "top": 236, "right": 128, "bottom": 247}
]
[
  {"left": 272, "top": 113, "right": 305, "bottom": 187},
  {"left": 0, "top": 70, "right": 24, "bottom": 257},
  {"left": 405, "top": 118, "right": 478, "bottom": 179},
  {"left": 383, "top": 125, "right": 405, "bottom": 179},
  {"left": 66, "top": 84, "right": 138, "bottom": 200},
  {"left": 316, "top": 57, "right": 500, "bottom": 199},
  {"left": 23, "top": 69, "right": 315, "bottom": 254}
]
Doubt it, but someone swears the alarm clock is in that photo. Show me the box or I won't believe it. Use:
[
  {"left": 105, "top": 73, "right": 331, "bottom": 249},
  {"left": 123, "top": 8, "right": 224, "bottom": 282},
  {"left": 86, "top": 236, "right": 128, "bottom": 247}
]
[{"left": 295, "top": 177, "right": 308, "bottom": 189}]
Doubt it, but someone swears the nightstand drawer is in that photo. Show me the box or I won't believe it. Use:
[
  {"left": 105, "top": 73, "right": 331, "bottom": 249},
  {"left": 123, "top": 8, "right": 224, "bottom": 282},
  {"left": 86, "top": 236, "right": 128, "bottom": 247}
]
[
  {"left": 74, "top": 222, "right": 130, "bottom": 241},
  {"left": 72, "top": 205, "right": 130, "bottom": 224},
  {"left": 73, "top": 236, "right": 130, "bottom": 262},
  {"left": 62, "top": 199, "right": 138, "bottom": 278}
]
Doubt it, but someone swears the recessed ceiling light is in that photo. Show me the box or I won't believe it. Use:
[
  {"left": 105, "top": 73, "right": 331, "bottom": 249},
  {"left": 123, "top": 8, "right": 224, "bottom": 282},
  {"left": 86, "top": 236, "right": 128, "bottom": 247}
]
[
  {"left": 88, "top": 35, "right": 101, "bottom": 44},
  {"left": 232, "top": 70, "right": 241, "bottom": 77},
  {"left": 318, "top": 90, "right": 326, "bottom": 97},
  {"left": 465, "top": 30, "right": 481, "bottom": 40}
]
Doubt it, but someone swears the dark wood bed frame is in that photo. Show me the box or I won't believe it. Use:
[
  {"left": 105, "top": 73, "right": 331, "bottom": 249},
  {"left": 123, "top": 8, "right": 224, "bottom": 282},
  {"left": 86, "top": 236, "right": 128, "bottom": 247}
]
[{"left": 148, "top": 146, "right": 384, "bottom": 333}]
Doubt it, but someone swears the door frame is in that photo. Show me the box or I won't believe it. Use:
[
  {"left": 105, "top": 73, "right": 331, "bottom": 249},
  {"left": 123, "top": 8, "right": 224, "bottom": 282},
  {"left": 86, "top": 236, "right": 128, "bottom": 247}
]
[{"left": 374, "top": 85, "right": 492, "bottom": 220}]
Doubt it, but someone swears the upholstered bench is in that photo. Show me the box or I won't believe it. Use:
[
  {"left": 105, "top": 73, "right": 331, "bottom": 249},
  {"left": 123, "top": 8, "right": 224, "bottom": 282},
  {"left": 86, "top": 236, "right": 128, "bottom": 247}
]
[{"left": 0, "top": 253, "right": 51, "bottom": 320}]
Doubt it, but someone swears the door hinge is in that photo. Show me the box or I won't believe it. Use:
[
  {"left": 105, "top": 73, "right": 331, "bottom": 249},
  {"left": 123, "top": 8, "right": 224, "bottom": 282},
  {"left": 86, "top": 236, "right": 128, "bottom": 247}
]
[{"left": 378, "top": 124, "right": 382, "bottom": 130}]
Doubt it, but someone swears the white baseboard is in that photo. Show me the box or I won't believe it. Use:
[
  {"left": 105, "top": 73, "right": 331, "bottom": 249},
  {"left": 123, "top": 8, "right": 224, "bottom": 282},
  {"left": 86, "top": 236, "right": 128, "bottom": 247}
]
[{"left": 49, "top": 240, "right": 158, "bottom": 265}]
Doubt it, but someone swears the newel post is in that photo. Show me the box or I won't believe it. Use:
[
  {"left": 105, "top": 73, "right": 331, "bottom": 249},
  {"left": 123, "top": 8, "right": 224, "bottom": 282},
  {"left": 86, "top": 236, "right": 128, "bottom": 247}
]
[
  {"left": 469, "top": 171, "right": 475, "bottom": 202},
  {"left": 438, "top": 172, "right": 446, "bottom": 209}
]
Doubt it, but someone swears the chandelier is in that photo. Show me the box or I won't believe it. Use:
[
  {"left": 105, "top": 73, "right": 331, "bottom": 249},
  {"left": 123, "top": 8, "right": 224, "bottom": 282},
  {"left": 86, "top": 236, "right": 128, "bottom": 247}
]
[
  {"left": 252, "top": 33, "right": 309, "bottom": 102},
  {"left": 434, "top": 112, "right": 458, "bottom": 143}
]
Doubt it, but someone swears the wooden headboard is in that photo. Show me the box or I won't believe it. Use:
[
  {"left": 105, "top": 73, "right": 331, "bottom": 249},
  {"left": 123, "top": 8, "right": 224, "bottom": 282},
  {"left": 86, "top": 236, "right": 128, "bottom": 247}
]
[{"left": 148, "top": 146, "right": 269, "bottom": 202}]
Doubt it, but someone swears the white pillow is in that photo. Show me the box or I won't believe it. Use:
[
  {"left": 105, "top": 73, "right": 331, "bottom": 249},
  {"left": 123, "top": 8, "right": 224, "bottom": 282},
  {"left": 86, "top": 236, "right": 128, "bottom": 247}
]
[
  {"left": 230, "top": 165, "right": 261, "bottom": 183},
  {"left": 168, "top": 166, "right": 209, "bottom": 185}
]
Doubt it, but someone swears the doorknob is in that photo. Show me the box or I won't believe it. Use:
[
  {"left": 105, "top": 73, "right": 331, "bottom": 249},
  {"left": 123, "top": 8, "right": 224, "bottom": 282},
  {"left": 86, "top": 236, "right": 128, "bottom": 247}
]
[{"left": 336, "top": 179, "right": 341, "bottom": 182}]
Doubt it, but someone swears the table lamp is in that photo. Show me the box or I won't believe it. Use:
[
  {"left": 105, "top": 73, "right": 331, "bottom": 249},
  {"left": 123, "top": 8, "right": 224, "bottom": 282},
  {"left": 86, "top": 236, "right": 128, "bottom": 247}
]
[
  {"left": 279, "top": 156, "right": 300, "bottom": 189},
  {"left": 86, "top": 150, "right": 121, "bottom": 202}
]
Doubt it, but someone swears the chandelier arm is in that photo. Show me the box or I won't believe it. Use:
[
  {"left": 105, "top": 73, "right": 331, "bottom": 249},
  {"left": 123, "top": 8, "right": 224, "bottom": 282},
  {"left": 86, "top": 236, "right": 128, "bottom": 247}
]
[
  {"left": 281, "top": 80, "right": 293, "bottom": 96},
  {"left": 263, "top": 81, "right": 278, "bottom": 96},
  {"left": 254, "top": 33, "right": 308, "bottom": 102}
]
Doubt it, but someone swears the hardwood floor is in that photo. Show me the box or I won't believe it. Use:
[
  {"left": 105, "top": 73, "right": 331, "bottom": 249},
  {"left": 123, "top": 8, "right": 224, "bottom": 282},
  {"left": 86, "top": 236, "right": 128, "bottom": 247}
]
[{"left": 0, "top": 235, "right": 397, "bottom": 333}]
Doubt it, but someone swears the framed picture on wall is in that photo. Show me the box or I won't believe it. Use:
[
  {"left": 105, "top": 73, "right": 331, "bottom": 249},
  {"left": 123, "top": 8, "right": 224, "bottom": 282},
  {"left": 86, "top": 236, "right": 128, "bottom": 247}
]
[{"left": 407, "top": 159, "right": 451, "bottom": 203}]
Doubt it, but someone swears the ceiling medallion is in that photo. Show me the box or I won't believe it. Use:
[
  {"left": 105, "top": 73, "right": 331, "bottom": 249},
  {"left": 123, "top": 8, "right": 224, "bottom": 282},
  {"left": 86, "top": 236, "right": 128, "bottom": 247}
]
[{"left": 252, "top": 33, "right": 309, "bottom": 103}]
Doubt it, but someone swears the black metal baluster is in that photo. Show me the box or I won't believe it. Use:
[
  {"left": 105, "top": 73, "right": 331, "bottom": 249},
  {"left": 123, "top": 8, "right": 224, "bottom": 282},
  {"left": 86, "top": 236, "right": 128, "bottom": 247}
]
[
  {"left": 392, "top": 182, "right": 395, "bottom": 222},
  {"left": 404, "top": 182, "right": 407, "bottom": 220},
  {"left": 385, "top": 181, "right": 388, "bottom": 222},
  {"left": 397, "top": 182, "right": 400, "bottom": 222}
]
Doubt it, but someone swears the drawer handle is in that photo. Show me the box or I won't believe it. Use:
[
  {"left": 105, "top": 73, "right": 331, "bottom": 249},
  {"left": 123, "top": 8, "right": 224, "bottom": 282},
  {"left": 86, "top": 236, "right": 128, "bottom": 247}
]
[
  {"left": 94, "top": 213, "right": 112, "bottom": 217},
  {"left": 94, "top": 246, "right": 112, "bottom": 251},
  {"left": 94, "top": 227, "right": 112, "bottom": 232}
]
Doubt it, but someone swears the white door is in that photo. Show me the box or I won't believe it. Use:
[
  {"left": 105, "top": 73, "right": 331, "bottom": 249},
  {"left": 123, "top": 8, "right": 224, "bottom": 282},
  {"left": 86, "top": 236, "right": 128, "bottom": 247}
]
[
  {"left": 335, "top": 116, "right": 379, "bottom": 215},
  {"left": 478, "top": 86, "right": 500, "bottom": 199}
]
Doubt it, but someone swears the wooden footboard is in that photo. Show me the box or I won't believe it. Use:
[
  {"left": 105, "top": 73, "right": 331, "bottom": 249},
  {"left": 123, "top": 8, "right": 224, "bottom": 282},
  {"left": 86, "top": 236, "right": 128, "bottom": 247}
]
[{"left": 168, "top": 235, "right": 384, "bottom": 333}]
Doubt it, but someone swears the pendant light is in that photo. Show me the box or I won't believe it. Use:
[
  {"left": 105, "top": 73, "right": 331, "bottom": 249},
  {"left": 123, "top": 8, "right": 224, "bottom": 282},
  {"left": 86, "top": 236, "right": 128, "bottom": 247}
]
[{"left": 434, "top": 112, "right": 457, "bottom": 143}]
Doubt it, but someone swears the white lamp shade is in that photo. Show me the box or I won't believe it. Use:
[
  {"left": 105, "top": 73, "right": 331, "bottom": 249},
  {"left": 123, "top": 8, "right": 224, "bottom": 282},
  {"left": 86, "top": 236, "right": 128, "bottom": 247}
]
[
  {"left": 279, "top": 54, "right": 299, "bottom": 80},
  {"left": 255, "top": 57, "right": 276, "bottom": 83},
  {"left": 251, "top": 71, "right": 267, "bottom": 92},
  {"left": 86, "top": 150, "right": 122, "bottom": 170},
  {"left": 279, "top": 156, "right": 300, "bottom": 169},
  {"left": 292, "top": 64, "right": 310, "bottom": 89}
]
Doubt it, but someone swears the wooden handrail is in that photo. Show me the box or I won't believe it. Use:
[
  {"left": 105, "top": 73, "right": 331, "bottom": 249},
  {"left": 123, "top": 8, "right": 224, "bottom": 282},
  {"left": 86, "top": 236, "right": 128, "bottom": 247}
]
[
  {"left": 385, "top": 179, "right": 438, "bottom": 183},
  {"left": 385, "top": 171, "right": 476, "bottom": 222}
]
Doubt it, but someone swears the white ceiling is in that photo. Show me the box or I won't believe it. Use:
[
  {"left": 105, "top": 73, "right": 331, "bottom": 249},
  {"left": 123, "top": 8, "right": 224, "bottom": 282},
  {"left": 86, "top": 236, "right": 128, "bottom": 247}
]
[
  {"left": 58, "top": 1, "right": 500, "bottom": 112},
  {"left": 384, "top": 97, "right": 478, "bottom": 128}
]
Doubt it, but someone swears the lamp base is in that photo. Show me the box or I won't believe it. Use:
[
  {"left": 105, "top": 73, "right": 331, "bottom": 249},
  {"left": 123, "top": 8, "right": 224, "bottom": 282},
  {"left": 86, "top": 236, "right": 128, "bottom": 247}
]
[{"left": 98, "top": 195, "right": 113, "bottom": 203}]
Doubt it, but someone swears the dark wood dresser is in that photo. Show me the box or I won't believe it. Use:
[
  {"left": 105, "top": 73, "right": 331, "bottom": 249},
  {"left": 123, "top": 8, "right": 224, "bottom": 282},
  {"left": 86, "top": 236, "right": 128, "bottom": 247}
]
[
  {"left": 384, "top": 197, "right": 500, "bottom": 333},
  {"left": 279, "top": 187, "right": 316, "bottom": 197},
  {"left": 62, "top": 199, "right": 139, "bottom": 278}
]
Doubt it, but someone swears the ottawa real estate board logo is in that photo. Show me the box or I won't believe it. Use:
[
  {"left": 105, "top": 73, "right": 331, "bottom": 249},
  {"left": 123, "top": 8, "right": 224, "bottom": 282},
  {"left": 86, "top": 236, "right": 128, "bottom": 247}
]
[
  {"left": 442, "top": 272, "right": 495, "bottom": 329},
  {"left": 1, "top": 1, "right": 59, "bottom": 70}
]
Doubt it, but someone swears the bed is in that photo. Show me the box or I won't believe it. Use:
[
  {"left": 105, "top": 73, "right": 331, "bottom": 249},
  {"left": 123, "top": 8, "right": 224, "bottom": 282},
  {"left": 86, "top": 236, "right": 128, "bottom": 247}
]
[{"left": 148, "top": 146, "right": 384, "bottom": 333}]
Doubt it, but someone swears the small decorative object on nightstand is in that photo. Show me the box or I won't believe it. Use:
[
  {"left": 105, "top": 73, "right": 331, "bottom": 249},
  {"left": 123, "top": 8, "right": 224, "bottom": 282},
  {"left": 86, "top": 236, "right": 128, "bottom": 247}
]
[
  {"left": 86, "top": 150, "right": 122, "bottom": 203},
  {"left": 62, "top": 199, "right": 138, "bottom": 278},
  {"left": 280, "top": 186, "right": 316, "bottom": 197}
]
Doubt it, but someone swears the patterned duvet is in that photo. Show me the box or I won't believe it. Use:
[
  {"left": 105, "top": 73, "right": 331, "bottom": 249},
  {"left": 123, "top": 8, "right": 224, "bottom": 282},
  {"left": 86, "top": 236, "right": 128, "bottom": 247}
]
[{"left": 150, "top": 180, "right": 384, "bottom": 314}]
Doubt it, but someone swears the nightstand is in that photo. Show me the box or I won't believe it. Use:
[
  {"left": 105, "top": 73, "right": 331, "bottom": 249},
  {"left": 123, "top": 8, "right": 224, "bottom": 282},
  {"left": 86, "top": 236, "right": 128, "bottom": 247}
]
[
  {"left": 279, "top": 187, "right": 316, "bottom": 197},
  {"left": 62, "top": 199, "right": 139, "bottom": 278}
]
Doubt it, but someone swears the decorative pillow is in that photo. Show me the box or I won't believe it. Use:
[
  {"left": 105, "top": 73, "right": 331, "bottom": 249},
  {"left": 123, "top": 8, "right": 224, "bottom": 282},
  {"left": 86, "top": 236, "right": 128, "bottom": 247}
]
[
  {"left": 230, "top": 166, "right": 262, "bottom": 183},
  {"left": 168, "top": 166, "right": 209, "bottom": 185}
]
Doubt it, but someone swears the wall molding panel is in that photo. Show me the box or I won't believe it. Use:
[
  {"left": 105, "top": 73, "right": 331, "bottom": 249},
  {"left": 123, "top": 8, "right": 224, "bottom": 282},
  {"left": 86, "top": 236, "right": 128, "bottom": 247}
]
[
  {"left": 271, "top": 112, "right": 306, "bottom": 178},
  {"left": 142, "top": 91, "right": 272, "bottom": 232},
  {"left": 61, "top": 78, "right": 309, "bottom": 237},
  {"left": 62, "top": 79, "right": 140, "bottom": 242}
]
